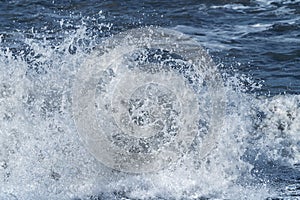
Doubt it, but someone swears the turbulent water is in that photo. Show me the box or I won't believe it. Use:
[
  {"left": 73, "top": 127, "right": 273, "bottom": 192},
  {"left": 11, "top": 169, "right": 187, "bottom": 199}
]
[{"left": 0, "top": 0, "right": 300, "bottom": 199}]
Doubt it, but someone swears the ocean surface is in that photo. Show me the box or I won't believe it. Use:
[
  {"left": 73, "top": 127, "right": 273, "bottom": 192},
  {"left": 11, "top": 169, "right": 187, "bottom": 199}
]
[{"left": 0, "top": 0, "right": 299, "bottom": 199}]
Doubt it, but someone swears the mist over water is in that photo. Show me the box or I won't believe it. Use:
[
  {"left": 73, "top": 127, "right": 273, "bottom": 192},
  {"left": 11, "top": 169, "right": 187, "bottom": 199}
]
[{"left": 0, "top": 1, "right": 299, "bottom": 199}]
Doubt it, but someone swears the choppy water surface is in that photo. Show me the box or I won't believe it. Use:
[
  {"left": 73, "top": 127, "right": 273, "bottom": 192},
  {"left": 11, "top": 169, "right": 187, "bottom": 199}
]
[{"left": 0, "top": 0, "right": 299, "bottom": 199}]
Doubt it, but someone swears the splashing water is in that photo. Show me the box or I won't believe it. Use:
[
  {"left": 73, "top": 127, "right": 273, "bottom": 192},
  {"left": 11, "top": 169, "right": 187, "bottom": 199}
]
[
  {"left": 72, "top": 27, "right": 225, "bottom": 174},
  {"left": 0, "top": 20, "right": 299, "bottom": 200}
]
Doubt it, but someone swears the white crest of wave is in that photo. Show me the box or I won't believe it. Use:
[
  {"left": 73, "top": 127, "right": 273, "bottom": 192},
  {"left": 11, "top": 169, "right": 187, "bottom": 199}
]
[{"left": 0, "top": 22, "right": 298, "bottom": 199}]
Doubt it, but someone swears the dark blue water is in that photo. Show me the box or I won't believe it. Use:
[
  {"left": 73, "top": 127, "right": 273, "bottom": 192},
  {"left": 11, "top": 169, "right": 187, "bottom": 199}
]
[
  {"left": 1, "top": 0, "right": 299, "bottom": 95},
  {"left": 0, "top": 1, "right": 299, "bottom": 199}
]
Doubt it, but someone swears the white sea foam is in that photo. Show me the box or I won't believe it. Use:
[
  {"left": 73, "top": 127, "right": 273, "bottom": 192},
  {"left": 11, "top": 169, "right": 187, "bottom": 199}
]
[{"left": 0, "top": 21, "right": 299, "bottom": 200}]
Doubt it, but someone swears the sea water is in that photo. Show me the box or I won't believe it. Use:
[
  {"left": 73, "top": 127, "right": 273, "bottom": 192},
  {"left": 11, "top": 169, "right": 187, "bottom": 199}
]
[{"left": 0, "top": 1, "right": 299, "bottom": 199}]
